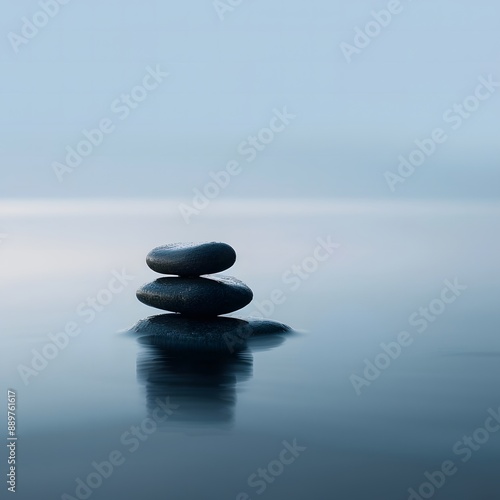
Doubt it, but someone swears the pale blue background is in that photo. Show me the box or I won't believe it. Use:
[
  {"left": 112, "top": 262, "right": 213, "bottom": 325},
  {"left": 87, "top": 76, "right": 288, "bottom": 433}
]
[{"left": 1, "top": 0, "right": 499, "bottom": 199}]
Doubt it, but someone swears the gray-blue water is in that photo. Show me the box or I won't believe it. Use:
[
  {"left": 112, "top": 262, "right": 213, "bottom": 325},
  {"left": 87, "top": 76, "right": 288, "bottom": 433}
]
[{"left": 1, "top": 200, "right": 499, "bottom": 499}]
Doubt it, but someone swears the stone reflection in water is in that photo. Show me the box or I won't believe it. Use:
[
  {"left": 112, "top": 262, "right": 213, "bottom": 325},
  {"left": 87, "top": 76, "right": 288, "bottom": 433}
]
[{"left": 133, "top": 314, "right": 291, "bottom": 429}]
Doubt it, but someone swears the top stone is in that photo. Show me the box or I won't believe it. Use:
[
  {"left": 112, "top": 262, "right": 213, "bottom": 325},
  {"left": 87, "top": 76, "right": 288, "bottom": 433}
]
[{"left": 146, "top": 242, "right": 237, "bottom": 276}]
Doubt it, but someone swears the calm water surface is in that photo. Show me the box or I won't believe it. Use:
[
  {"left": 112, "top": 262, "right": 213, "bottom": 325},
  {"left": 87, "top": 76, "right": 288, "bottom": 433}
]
[{"left": 1, "top": 200, "right": 499, "bottom": 499}]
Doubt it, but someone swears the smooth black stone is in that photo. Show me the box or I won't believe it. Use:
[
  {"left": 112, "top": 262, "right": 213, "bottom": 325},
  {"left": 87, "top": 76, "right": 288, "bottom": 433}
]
[
  {"left": 146, "top": 242, "right": 236, "bottom": 276},
  {"left": 131, "top": 314, "right": 291, "bottom": 352},
  {"left": 223, "top": 317, "right": 293, "bottom": 352},
  {"left": 136, "top": 275, "right": 253, "bottom": 316},
  {"left": 237, "top": 317, "right": 291, "bottom": 335},
  {"left": 133, "top": 315, "right": 248, "bottom": 352}
]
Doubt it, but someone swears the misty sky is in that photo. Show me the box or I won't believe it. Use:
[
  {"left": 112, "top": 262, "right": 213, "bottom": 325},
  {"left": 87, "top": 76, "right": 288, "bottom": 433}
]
[{"left": 1, "top": 0, "right": 499, "bottom": 200}]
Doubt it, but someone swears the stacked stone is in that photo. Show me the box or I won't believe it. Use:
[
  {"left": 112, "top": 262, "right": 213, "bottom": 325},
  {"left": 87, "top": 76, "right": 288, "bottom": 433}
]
[{"left": 136, "top": 242, "right": 253, "bottom": 316}]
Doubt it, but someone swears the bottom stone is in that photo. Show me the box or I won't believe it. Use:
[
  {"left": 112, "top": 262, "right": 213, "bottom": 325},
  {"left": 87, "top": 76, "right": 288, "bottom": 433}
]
[{"left": 130, "top": 314, "right": 292, "bottom": 352}]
